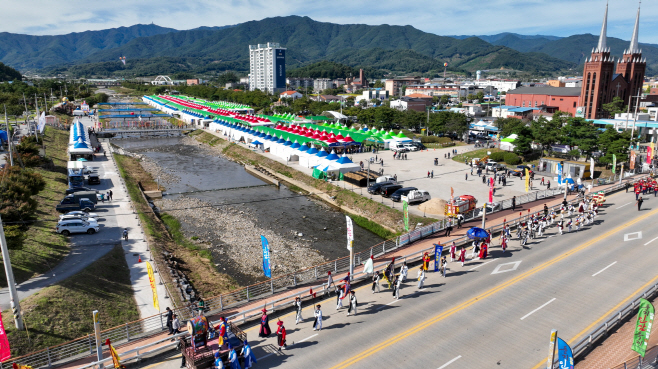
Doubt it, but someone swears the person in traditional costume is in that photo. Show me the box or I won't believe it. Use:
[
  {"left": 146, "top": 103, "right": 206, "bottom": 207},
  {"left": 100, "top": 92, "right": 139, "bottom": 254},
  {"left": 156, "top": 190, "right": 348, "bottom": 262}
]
[
  {"left": 215, "top": 316, "right": 229, "bottom": 347},
  {"left": 422, "top": 252, "right": 431, "bottom": 271},
  {"left": 213, "top": 351, "right": 225, "bottom": 369},
  {"left": 417, "top": 268, "right": 425, "bottom": 289},
  {"left": 383, "top": 258, "right": 395, "bottom": 288},
  {"left": 371, "top": 271, "right": 380, "bottom": 293},
  {"left": 501, "top": 234, "right": 508, "bottom": 252},
  {"left": 470, "top": 240, "right": 479, "bottom": 259},
  {"left": 478, "top": 241, "right": 488, "bottom": 259},
  {"left": 258, "top": 309, "right": 271, "bottom": 337},
  {"left": 276, "top": 320, "right": 287, "bottom": 351},
  {"left": 327, "top": 271, "right": 335, "bottom": 294},
  {"left": 313, "top": 305, "right": 323, "bottom": 331},
  {"left": 293, "top": 297, "right": 303, "bottom": 324},
  {"left": 441, "top": 256, "right": 448, "bottom": 277},
  {"left": 450, "top": 242, "right": 456, "bottom": 262},
  {"left": 459, "top": 247, "right": 466, "bottom": 267},
  {"left": 240, "top": 340, "right": 257, "bottom": 369},
  {"left": 347, "top": 291, "right": 358, "bottom": 316},
  {"left": 392, "top": 275, "right": 400, "bottom": 300},
  {"left": 400, "top": 262, "right": 408, "bottom": 281},
  {"left": 227, "top": 343, "right": 241, "bottom": 369},
  {"left": 336, "top": 285, "right": 344, "bottom": 309}
]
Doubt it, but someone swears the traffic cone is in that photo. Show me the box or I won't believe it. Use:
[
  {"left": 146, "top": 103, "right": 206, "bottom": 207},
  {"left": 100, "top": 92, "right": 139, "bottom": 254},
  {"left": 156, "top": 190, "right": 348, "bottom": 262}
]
[{"left": 138, "top": 255, "right": 142, "bottom": 263}]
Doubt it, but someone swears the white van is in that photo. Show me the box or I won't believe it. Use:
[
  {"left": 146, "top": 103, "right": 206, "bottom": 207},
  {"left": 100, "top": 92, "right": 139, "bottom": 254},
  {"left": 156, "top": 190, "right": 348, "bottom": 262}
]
[{"left": 391, "top": 142, "right": 407, "bottom": 151}]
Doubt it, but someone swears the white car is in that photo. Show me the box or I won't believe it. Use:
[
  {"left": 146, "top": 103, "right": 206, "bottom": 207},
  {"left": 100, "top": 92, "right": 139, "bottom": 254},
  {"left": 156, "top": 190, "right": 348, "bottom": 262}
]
[
  {"left": 60, "top": 211, "right": 99, "bottom": 220},
  {"left": 59, "top": 214, "right": 98, "bottom": 223},
  {"left": 56, "top": 219, "right": 99, "bottom": 235}
]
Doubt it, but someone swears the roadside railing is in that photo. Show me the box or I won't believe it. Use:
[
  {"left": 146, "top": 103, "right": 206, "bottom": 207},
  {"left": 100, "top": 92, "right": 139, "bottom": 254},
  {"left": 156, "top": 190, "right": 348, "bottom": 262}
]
[
  {"left": 2, "top": 169, "right": 649, "bottom": 368},
  {"left": 607, "top": 344, "right": 658, "bottom": 369}
]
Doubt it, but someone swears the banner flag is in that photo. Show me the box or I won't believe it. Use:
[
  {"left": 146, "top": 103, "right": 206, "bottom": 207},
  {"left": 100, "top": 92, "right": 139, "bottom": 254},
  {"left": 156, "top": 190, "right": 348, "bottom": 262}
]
[
  {"left": 647, "top": 145, "right": 653, "bottom": 164},
  {"left": 260, "top": 236, "right": 271, "bottom": 278},
  {"left": 590, "top": 157, "right": 595, "bottom": 179},
  {"left": 106, "top": 339, "right": 125, "bottom": 369},
  {"left": 403, "top": 199, "right": 409, "bottom": 231},
  {"left": 556, "top": 337, "right": 574, "bottom": 369},
  {"left": 145, "top": 262, "right": 160, "bottom": 311},
  {"left": 12, "top": 364, "right": 33, "bottom": 369},
  {"left": 612, "top": 154, "right": 617, "bottom": 173},
  {"left": 630, "top": 151, "right": 636, "bottom": 170},
  {"left": 489, "top": 177, "right": 494, "bottom": 202},
  {"left": 557, "top": 163, "right": 562, "bottom": 185},
  {"left": 525, "top": 168, "right": 530, "bottom": 192},
  {"left": 433, "top": 244, "right": 443, "bottom": 272},
  {"left": 632, "top": 298, "right": 655, "bottom": 357},
  {"left": 362, "top": 257, "right": 373, "bottom": 274},
  {"left": 0, "top": 309, "right": 10, "bottom": 361},
  {"left": 345, "top": 216, "right": 354, "bottom": 251}
]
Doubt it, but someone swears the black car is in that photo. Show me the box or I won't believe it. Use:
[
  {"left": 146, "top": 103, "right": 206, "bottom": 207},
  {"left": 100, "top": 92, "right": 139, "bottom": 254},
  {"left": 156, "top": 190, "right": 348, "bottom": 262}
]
[
  {"left": 368, "top": 181, "right": 394, "bottom": 195},
  {"left": 66, "top": 187, "right": 99, "bottom": 195},
  {"left": 390, "top": 187, "right": 418, "bottom": 202},
  {"left": 380, "top": 184, "right": 403, "bottom": 197},
  {"left": 408, "top": 142, "right": 426, "bottom": 150},
  {"left": 87, "top": 174, "right": 101, "bottom": 185}
]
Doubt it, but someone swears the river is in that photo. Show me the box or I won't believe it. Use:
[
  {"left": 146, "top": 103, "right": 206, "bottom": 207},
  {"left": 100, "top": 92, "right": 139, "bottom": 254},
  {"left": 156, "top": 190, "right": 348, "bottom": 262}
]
[{"left": 115, "top": 136, "right": 384, "bottom": 285}]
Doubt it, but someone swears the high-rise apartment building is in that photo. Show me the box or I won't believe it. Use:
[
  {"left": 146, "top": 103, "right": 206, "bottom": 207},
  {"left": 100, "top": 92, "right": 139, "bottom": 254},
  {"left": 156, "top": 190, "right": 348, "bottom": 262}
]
[{"left": 248, "top": 43, "right": 286, "bottom": 94}]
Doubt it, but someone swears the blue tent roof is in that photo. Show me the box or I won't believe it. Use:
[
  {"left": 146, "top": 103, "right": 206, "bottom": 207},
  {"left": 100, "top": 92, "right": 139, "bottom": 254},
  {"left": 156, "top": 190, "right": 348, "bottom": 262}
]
[
  {"left": 297, "top": 143, "right": 309, "bottom": 152},
  {"left": 264, "top": 134, "right": 273, "bottom": 140},
  {"left": 284, "top": 139, "right": 293, "bottom": 146},
  {"left": 290, "top": 141, "right": 301, "bottom": 149},
  {"left": 336, "top": 155, "right": 353, "bottom": 164},
  {"left": 306, "top": 147, "right": 319, "bottom": 155},
  {"left": 73, "top": 138, "right": 89, "bottom": 149},
  {"left": 277, "top": 137, "right": 286, "bottom": 144},
  {"left": 315, "top": 149, "right": 328, "bottom": 158},
  {"left": 325, "top": 151, "right": 340, "bottom": 161},
  {"left": 251, "top": 140, "right": 262, "bottom": 145}
]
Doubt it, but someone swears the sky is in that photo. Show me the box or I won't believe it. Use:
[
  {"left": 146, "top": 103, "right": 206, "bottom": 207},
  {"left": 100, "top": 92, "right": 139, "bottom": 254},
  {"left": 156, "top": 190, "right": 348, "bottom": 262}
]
[{"left": 3, "top": 0, "right": 658, "bottom": 43}]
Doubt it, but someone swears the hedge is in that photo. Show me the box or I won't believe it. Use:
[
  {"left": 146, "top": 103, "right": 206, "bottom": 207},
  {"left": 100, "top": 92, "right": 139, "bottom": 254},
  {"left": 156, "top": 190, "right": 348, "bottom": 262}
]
[
  {"left": 503, "top": 152, "right": 521, "bottom": 165},
  {"left": 489, "top": 152, "right": 506, "bottom": 161},
  {"left": 420, "top": 136, "right": 452, "bottom": 144}
]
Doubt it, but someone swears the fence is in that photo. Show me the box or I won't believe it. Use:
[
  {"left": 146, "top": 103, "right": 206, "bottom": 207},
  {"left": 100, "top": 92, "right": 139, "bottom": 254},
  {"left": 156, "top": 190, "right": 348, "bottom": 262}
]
[
  {"left": 3, "top": 173, "right": 649, "bottom": 369},
  {"left": 609, "top": 345, "right": 658, "bottom": 369}
]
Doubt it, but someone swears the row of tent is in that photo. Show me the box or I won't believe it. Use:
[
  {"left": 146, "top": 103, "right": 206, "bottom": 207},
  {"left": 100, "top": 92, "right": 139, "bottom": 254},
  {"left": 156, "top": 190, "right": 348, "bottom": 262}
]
[{"left": 68, "top": 120, "right": 93, "bottom": 156}]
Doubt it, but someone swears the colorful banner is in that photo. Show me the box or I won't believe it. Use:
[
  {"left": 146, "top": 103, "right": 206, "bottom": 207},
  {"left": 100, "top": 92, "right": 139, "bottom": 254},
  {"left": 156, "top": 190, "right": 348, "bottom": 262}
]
[
  {"left": 612, "top": 154, "right": 617, "bottom": 173},
  {"left": 260, "top": 236, "right": 271, "bottom": 278},
  {"left": 488, "top": 177, "right": 494, "bottom": 202},
  {"left": 145, "top": 262, "right": 160, "bottom": 311},
  {"left": 0, "top": 310, "right": 10, "bottom": 362},
  {"left": 433, "top": 244, "right": 443, "bottom": 272},
  {"left": 632, "top": 298, "right": 655, "bottom": 357},
  {"left": 524, "top": 168, "right": 530, "bottom": 192},
  {"left": 12, "top": 364, "right": 33, "bottom": 369},
  {"left": 557, "top": 163, "right": 562, "bottom": 185},
  {"left": 630, "top": 151, "right": 636, "bottom": 170},
  {"left": 345, "top": 215, "right": 354, "bottom": 251},
  {"left": 106, "top": 339, "right": 125, "bottom": 369},
  {"left": 556, "top": 337, "right": 574, "bottom": 369},
  {"left": 403, "top": 199, "right": 409, "bottom": 231},
  {"left": 647, "top": 144, "right": 653, "bottom": 164}
]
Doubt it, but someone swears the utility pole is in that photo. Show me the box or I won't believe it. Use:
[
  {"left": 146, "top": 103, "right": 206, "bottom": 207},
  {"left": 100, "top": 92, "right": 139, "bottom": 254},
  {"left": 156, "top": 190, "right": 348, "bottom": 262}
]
[
  {"left": 4, "top": 105, "right": 13, "bottom": 166},
  {"left": 629, "top": 94, "right": 642, "bottom": 148},
  {"left": 22, "top": 93, "right": 28, "bottom": 124},
  {"left": 0, "top": 214, "right": 24, "bottom": 330}
]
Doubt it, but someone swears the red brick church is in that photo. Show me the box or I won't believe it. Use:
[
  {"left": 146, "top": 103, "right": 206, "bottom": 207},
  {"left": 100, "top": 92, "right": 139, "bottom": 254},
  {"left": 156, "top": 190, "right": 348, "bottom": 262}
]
[{"left": 580, "top": 3, "right": 646, "bottom": 119}]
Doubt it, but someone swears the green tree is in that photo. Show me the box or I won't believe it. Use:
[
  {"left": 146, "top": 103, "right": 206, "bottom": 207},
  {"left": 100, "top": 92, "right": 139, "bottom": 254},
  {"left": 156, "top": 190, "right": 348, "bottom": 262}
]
[
  {"left": 598, "top": 126, "right": 630, "bottom": 165},
  {"left": 440, "top": 95, "right": 450, "bottom": 105},
  {"left": 531, "top": 116, "right": 562, "bottom": 154},
  {"left": 475, "top": 91, "right": 485, "bottom": 101},
  {"left": 602, "top": 96, "right": 626, "bottom": 118},
  {"left": 467, "top": 94, "right": 475, "bottom": 102},
  {"left": 495, "top": 117, "right": 526, "bottom": 137},
  {"left": 561, "top": 117, "right": 600, "bottom": 158},
  {"left": 513, "top": 126, "right": 534, "bottom": 154}
]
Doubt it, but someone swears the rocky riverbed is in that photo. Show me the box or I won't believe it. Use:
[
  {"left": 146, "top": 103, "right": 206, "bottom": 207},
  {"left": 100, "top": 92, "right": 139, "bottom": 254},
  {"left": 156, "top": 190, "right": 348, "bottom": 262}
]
[
  {"left": 138, "top": 155, "right": 180, "bottom": 185},
  {"left": 161, "top": 197, "right": 326, "bottom": 279}
]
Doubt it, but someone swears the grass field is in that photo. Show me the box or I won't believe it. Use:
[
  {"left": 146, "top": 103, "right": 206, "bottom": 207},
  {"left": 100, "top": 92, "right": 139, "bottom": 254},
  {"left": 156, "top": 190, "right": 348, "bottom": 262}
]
[
  {"left": 0, "top": 127, "right": 70, "bottom": 287},
  {"left": 3, "top": 245, "right": 139, "bottom": 357}
]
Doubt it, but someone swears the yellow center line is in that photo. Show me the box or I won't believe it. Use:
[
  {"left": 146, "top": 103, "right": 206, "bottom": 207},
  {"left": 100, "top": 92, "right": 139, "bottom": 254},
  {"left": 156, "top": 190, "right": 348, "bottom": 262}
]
[{"left": 327, "top": 205, "right": 658, "bottom": 369}]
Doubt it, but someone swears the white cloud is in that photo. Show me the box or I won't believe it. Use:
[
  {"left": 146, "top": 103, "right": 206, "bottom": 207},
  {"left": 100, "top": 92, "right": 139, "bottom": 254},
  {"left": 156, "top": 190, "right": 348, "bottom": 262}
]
[{"left": 3, "top": 0, "right": 658, "bottom": 43}]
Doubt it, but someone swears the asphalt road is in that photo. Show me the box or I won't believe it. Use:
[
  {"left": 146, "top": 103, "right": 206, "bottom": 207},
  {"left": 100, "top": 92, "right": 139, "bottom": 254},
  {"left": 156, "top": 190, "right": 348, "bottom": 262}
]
[{"left": 138, "top": 189, "right": 658, "bottom": 369}]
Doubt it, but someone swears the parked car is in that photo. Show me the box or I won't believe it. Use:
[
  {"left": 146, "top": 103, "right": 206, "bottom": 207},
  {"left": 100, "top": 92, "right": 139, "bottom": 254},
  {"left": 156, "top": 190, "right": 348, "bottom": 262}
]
[
  {"left": 59, "top": 214, "right": 98, "bottom": 223},
  {"left": 511, "top": 168, "right": 534, "bottom": 177},
  {"left": 408, "top": 142, "right": 427, "bottom": 150},
  {"left": 403, "top": 144, "right": 419, "bottom": 152},
  {"left": 485, "top": 161, "right": 498, "bottom": 170},
  {"left": 380, "top": 184, "right": 403, "bottom": 197},
  {"left": 390, "top": 187, "right": 419, "bottom": 202},
  {"left": 406, "top": 190, "right": 431, "bottom": 204},
  {"left": 368, "top": 182, "right": 394, "bottom": 195},
  {"left": 61, "top": 210, "right": 99, "bottom": 219},
  {"left": 87, "top": 174, "right": 101, "bottom": 185},
  {"left": 56, "top": 219, "right": 99, "bottom": 235},
  {"left": 65, "top": 187, "right": 99, "bottom": 195}
]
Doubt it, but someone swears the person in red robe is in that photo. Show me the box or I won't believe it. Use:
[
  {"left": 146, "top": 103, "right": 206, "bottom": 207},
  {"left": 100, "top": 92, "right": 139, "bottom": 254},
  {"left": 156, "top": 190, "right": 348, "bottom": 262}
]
[
  {"left": 478, "top": 241, "right": 488, "bottom": 259},
  {"left": 450, "top": 242, "right": 456, "bottom": 262},
  {"left": 258, "top": 309, "right": 271, "bottom": 337},
  {"left": 459, "top": 248, "right": 466, "bottom": 267},
  {"left": 501, "top": 235, "right": 507, "bottom": 253},
  {"left": 422, "top": 252, "right": 431, "bottom": 271},
  {"left": 276, "top": 320, "right": 287, "bottom": 351}
]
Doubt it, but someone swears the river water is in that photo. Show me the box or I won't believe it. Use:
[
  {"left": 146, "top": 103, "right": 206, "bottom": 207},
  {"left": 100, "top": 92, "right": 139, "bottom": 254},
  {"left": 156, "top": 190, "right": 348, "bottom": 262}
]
[{"left": 115, "top": 137, "right": 383, "bottom": 285}]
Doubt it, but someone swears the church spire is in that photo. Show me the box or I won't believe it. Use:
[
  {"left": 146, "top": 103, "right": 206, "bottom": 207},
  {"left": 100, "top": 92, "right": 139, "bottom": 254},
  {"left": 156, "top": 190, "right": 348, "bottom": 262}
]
[
  {"left": 628, "top": 2, "right": 641, "bottom": 54},
  {"left": 595, "top": 2, "right": 609, "bottom": 53}
]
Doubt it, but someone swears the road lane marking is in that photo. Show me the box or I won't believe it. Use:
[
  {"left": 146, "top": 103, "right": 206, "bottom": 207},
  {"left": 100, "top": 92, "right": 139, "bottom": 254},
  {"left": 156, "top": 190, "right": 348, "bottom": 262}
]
[
  {"left": 297, "top": 333, "right": 318, "bottom": 343},
  {"left": 616, "top": 202, "right": 633, "bottom": 209},
  {"left": 520, "top": 298, "right": 556, "bottom": 320},
  {"left": 592, "top": 261, "right": 617, "bottom": 277},
  {"left": 328, "top": 206, "right": 658, "bottom": 369},
  {"left": 468, "top": 259, "right": 496, "bottom": 271},
  {"left": 530, "top": 272, "right": 658, "bottom": 369},
  {"left": 491, "top": 261, "right": 522, "bottom": 275},
  {"left": 259, "top": 352, "right": 277, "bottom": 360},
  {"left": 645, "top": 236, "right": 658, "bottom": 246},
  {"left": 437, "top": 355, "right": 462, "bottom": 369},
  {"left": 624, "top": 232, "right": 643, "bottom": 241}
]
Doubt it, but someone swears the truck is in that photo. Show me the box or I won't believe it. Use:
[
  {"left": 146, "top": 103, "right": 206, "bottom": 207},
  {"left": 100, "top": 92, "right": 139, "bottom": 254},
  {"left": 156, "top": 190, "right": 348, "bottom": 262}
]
[
  {"left": 404, "top": 190, "right": 431, "bottom": 204},
  {"left": 56, "top": 191, "right": 98, "bottom": 213},
  {"left": 444, "top": 195, "right": 478, "bottom": 217}
]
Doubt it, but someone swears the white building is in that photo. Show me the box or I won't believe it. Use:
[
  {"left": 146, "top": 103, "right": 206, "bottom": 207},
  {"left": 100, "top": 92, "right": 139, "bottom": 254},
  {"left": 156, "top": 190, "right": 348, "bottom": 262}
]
[
  {"left": 314, "top": 78, "right": 335, "bottom": 92},
  {"left": 473, "top": 79, "right": 521, "bottom": 92},
  {"left": 249, "top": 43, "right": 287, "bottom": 94}
]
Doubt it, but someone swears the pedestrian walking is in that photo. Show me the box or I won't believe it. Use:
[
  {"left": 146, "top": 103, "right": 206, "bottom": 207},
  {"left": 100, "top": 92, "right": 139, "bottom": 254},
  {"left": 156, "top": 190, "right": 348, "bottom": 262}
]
[
  {"left": 541, "top": 177, "right": 545, "bottom": 185},
  {"left": 347, "top": 291, "right": 358, "bottom": 316},
  {"left": 172, "top": 314, "right": 180, "bottom": 335},
  {"left": 276, "top": 320, "right": 287, "bottom": 351},
  {"left": 482, "top": 175, "right": 486, "bottom": 184},
  {"left": 392, "top": 275, "right": 401, "bottom": 300},
  {"left": 417, "top": 268, "right": 426, "bottom": 289},
  {"left": 371, "top": 271, "right": 380, "bottom": 293},
  {"left": 293, "top": 297, "right": 303, "bottom": 324},
  {"left": 465, "top": 173, "right": 468, "bottom": 181},
  {"left": 459, "top": 248, "right": 466, "bottom": 266},
  {"left": 241, "top": 340, "right": 258, "bottom": 368},
  {"left": 100, "top": 193, "right": 105, "bottom": 203},
  {"left": 511, "top": 196, "right": 516, "bottom": 211},
  {"left": 441, "top": 256, "right": 448, "bottom": 278},
  {"left": 109, "top": 190, "right": 113, "bottom": 200},
  {"left": 258, "top": 309, "right": 271, "bottom": 337},
  {"left": 165, "top": 307, "right": 174, "bottom": 335},
  {"left": 177, "top": 337, "right": 187, "bottom": 368},
  {"left": 327, "top": 271, "right": 335, "bottom": 294},
  {"left": 313, "top": 305, "right": 323, "bottom": 331},
  {"left": 626, "top": 182, "right": 631, "bottom": 193},
  {"left": 445, "top": 222, "right": 453, "bottom": 237},
  {"left": 637, "top": 196, "right": 644, "bottom": 211},
  {"left": 547, "top": 180, "right": 550, "bottom": 190},
  {"left": 450, "top": 242, "right": 456, "bottom": 262},
  {"left": 457, "top": 214, "right": 464, "bottom": 228},
  {"left": 400, "top": 262, "right": 408, "bottom": 281},
  {"left": 431, "top": 170, "right": 434, "bottom": 178},
  {"left": 336, "top": 285, "right": 344, "bottom": 309},
  {"left": 427, "top": 171, "right": 430, "bottom": 178}
]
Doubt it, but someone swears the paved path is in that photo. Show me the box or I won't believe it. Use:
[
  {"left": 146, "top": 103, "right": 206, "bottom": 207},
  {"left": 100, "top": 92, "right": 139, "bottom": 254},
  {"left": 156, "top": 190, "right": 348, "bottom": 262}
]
[{"left": 138, "top": 185, "right": 658, "bottom": 369}]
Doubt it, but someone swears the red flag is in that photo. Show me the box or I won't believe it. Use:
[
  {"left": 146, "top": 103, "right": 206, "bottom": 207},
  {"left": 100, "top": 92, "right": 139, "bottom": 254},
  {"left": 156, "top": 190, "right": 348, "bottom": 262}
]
[
  {"left": 0, "top": 311, "right": 11, "bottom": 362},
  {"left": 489, "top": 177, "right": 494, "bottom": 203},
  {"left": 309, "top": 288, "right": 316, "bottom": 298}
]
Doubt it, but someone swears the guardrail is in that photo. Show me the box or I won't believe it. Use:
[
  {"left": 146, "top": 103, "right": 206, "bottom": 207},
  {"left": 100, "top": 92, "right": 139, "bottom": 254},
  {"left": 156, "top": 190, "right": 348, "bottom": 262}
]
[
  {"left": 608, "top": 344, "right": 658, "bottom": 369},
  {"left": 3, "top": 169, "right": 649, "bottom": 368}
]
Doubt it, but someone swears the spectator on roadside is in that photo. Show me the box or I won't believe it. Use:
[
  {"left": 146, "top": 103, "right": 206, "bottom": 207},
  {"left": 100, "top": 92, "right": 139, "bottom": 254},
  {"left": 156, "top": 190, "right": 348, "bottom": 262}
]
[
  {"left": 172, "top": 314, "right": 181, "bottom": 335},
  {"left": 165, "top": 307, "right": 174, "bottom": 335}
]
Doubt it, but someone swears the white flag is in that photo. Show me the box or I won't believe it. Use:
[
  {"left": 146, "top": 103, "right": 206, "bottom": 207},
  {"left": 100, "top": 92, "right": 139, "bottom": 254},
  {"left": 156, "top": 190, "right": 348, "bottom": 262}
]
[
  {"left": 362, "top": 257, "right": 373, "bottom": 274},
  {"left": 590, "top": 157, "right": 595, "bottom": 179},
  {"left": 346, "top": 215, "right": 354, "bottom": 250}
]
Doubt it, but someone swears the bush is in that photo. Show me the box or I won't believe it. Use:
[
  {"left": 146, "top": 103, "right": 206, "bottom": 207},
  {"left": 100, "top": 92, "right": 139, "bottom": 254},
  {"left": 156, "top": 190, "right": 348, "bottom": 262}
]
[
  {"left": 503, "top": 152, "right": 521, "bottom": 165},
  {"left": 489, "top": 152, "right": 506, "bottom": 161},
  {"left": 420, "top": 136, "right": 452, "bottom": 144}
]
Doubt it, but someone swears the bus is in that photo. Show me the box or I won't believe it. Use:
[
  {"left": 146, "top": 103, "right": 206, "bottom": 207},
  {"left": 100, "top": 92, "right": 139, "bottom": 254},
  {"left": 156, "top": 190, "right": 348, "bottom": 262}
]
[{"left": 67, "top": 161, "right": 85, "bottom": 188}]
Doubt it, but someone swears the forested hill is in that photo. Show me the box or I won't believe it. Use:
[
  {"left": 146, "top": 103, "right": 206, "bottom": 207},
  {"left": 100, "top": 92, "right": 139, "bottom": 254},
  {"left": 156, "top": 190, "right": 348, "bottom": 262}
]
[{"left": 0, "top": 62, "right": 21, "bottom": 81}]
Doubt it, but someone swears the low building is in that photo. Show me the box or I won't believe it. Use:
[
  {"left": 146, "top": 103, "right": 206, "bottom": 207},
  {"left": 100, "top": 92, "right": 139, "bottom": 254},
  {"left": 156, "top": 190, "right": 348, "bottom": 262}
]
[
  {"left": 385, "top": 77, "right": 422, "bottom": 96},
  {"left": 312, "top": 95, "right": 342, "bottom": 102},
  {"left": 356, "top": 89, "right": 389, "bottom": 103},
  {"left": 505, "top": 86, "right": 581, "bottom": 116},
  {"left": 474, "top": 79, "right": 521, "bottom": 92},
  {"left": 186, "top": 79, "right": 201, "bottom": 85},
  {"left": 547, "top": 80, "right": 565, "bottom": 87},
  {"left": 287, "top": 77, "right": 314, "bottom": 90},
  {"left": 390, "top": 96, "right": 431, "bottom": 111},
  {"left": 405, "top": 84, "right": 465, "bottom": 98},
  {"left": 314, "top": 78, "right": 335, "bottom": 93},
  {"left": 280, "top": 90, "right": 303, "bottom": 100}
]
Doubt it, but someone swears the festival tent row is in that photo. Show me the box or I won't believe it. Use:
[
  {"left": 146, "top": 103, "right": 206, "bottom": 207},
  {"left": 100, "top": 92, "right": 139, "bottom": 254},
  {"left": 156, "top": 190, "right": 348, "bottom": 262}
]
[{"left": 68, "top": 119, "right": 94, "bottom": 160}]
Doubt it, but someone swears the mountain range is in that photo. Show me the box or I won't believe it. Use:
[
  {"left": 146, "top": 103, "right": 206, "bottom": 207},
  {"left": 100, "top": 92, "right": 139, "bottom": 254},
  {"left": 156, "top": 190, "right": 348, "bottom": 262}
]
[{"left": 0, "top": 17, "right": 655, "bottom": 78}]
